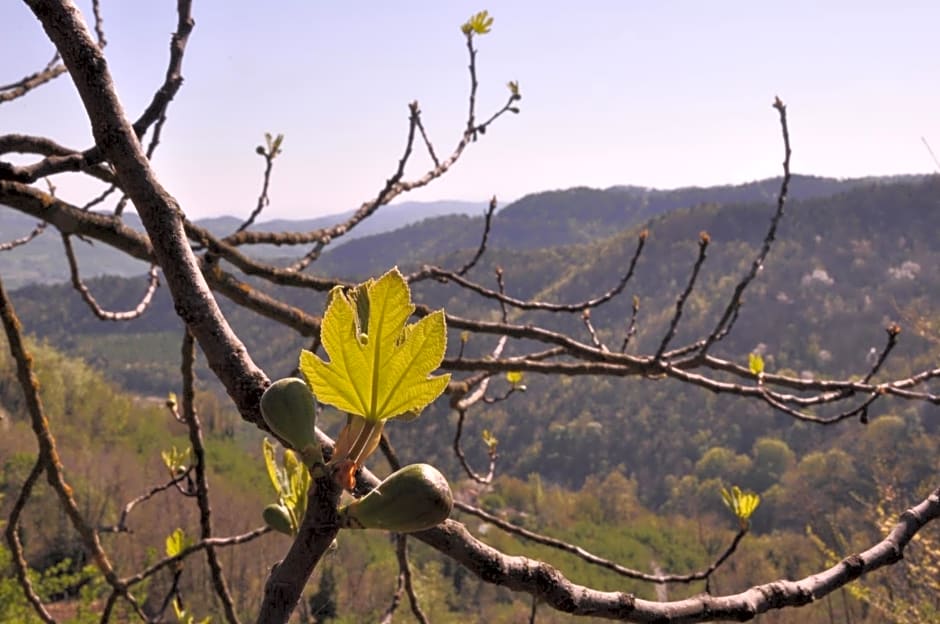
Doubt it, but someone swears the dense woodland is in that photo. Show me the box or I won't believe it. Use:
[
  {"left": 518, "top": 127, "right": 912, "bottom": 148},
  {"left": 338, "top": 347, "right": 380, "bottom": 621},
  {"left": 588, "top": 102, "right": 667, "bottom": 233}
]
[{"left": 3, "top": 174, "right": 940, "bottom": 622}]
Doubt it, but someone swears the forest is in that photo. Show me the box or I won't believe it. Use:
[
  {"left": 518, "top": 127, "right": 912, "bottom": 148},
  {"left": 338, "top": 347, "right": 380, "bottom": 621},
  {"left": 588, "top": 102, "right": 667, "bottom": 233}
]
[{"left": 2, "top": 3, "right": 940, "bottom": 624}]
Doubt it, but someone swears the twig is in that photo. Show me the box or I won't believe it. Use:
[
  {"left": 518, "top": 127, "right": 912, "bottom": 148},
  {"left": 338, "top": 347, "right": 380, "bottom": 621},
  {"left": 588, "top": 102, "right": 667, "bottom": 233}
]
[
  {"left": 4, "top": 458, "right": 56, "bottom": 624},
  {"left": 696, "top": 97, "right": 792, "bottom": 358},
  {"left": 63, "top": 234, "right": 160, "bottom": 321},
  {"left": 0, "top": 221, "right": 47, "bottom": 251},
  {"left": 455, "top": 501, "right": 747, "bottom": 584},
  {"left": 232, "top": 135, "right": 280, "bottom": 235},
  {"left": 122, "top": 527, "right": 270, "bottom": 588},
  {"left": 0, "top": 52, "right": 67, "bottom": 104},
  {"left": 181, "top": 330, "right": 241, "bottom": 624},
  {"left": 620, "top": 295, "right": 640, "bottom": 353},
  {"left": 397, "top": 535, "right": 430, "bottom": 624},
  {"left": 655, "top": 232, "right": 710, "bottom": 359},
  {"left": 456, "top": 195, "right": 497, "bottom": 276},
  {"left": 413, "top": 230, "right": 647, "bottom": 313},
  {"left": 582, "top": 309, "right": 608, "bottom": 351},
  {"left": 98, "top": 469, "right": 194, "bottom": 533}
]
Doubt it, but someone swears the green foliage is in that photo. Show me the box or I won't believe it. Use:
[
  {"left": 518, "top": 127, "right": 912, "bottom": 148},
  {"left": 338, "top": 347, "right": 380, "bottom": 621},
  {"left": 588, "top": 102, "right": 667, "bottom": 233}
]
[
  {"left": 261, "top": 438, "right": 310, "bottom": 536},
  {"left": 461, "top": 10, "right": 493, "bottom": 35}
]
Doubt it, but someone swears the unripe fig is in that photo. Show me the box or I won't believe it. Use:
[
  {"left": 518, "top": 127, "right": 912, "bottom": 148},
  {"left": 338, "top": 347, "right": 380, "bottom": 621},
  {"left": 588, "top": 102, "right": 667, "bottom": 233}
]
[
  {"left": 260, "top": 378, "right": 323, "bottom": 467},
  {"left": 338, "top": 463, "right": 453, "bottom": 532},
  {"left": 262, "top": 503, "right": 294, "bottom": 536}
]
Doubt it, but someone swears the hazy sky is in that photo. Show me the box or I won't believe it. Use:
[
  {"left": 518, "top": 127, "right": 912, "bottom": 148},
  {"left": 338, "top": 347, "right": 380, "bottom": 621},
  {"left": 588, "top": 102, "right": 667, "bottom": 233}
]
[{"left": 3, "top": 1, "right": 939, "bottom": 219}]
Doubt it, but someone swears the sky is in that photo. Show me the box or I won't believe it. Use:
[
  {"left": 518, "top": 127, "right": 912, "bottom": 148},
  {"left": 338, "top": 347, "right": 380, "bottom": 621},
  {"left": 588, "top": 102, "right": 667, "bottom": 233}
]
[{"left": 3, "top": 1, "right": 939, "bottom": 220}]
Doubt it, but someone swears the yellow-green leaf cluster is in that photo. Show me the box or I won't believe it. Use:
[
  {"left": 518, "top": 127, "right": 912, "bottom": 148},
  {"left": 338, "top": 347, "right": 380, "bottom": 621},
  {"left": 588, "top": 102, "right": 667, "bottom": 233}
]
[
  {"left": 262, "top": 438, "right": 310, "bottom": 536},
  {"left": 749, "top": 352, "right": 765, "bottom": 376},
  {"left": 721, "top": 485, "right": 760, "bottom": 528},
  {"left": 161, "top": 446, "right": 191, "bottom": 477},
  {"left": 461, "top": 10, "right": 494, "bottom": 35},
  {"left": 165, "top": 527, "right": 190, "bottom": 559}
]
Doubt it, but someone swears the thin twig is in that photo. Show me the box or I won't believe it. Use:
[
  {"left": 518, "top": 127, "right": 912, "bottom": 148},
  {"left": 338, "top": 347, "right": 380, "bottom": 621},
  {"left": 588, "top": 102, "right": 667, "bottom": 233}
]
[
  {"left": 181, "top": 330, "right": 241, "bottom": 624},
  {"left": 655, "top": 232, "right": 710, "bottom": 359},
  {"left": 0, "top": 221, "right": 47, "bottom": 251},
  {"left": 4, "top": 458, "right": 56, "bottom": 624},
  {"left": 455, "top": 501, "right": 748, "bottom": 584},
  {"left": 397, "top": 535, "right": 430, "bottom": 624},
  {"left": 63, "top": 233, "right": 160, "bottom": 321},
  {"left": 696, "top": 97, "right": 792, "bottom": 358}
]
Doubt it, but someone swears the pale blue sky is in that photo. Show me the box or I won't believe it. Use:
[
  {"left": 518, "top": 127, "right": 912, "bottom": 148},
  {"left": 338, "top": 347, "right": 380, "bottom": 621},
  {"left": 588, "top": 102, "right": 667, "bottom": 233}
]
[{"left": 3, "top": 2, "right": 939, "bottom": 219}]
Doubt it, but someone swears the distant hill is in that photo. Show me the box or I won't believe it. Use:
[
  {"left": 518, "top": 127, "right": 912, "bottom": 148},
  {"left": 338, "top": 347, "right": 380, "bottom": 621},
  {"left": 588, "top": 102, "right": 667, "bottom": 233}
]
[
  {"left": 0, "top": 199, "right": 486, "bottom": 289},
  {"left": 312, "top": 173, "right": 926, "bottom": 278}
]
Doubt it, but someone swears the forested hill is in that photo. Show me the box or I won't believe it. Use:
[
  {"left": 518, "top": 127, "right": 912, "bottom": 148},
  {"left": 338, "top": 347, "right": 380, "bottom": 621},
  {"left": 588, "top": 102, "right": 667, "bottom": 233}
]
[
  {"left": 0, "top": 199, "right": 486, "bottom": 289},
  {"left": 0, "top": 174, "right": 915, "bottom": 289},
  {"left": 5, "top": 173, "right": 939, "bottom": 516},
  {"left": 314, "top": 174, "right": 918, "bottom": 274}
]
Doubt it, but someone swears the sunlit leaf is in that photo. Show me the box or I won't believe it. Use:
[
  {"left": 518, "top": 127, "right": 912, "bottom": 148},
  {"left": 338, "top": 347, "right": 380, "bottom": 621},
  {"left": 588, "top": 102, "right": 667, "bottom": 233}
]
[
  {"left": 300, "top": 268, "right": 450, "bottom": 424},
  {"left": 263, "top": 437, "right": 286, "bottom": 496},
  {"left": 165, "top": 527, "right": 189, "bottom": 558}
]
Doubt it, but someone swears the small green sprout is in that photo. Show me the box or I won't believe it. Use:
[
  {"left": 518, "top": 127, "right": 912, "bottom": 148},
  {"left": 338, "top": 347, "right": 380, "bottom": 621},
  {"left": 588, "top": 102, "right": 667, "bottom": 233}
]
[
  {"left": 482, "top": 429, "right": 499, "bottom": 455},
  {"left": 721, "top": 485, "right": 761, "bottom": 529},
  {"left": 505, "top": 370, "right": 526, "bottom": 391},
  {"left": 749, "top": 352, "right": 765, "bottom": 376},
  {"left": 161, "top": 446, "right": 192, "bottom": 477},
  {"left": 461, "top": 10, "right": 494, "bottom": 35}
]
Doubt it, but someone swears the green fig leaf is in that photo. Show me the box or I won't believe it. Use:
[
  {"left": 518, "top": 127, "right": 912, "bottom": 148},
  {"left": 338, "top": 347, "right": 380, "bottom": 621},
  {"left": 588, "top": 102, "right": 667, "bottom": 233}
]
[{"left": 300, "top": 268, "right": 450, "bottom": 424}]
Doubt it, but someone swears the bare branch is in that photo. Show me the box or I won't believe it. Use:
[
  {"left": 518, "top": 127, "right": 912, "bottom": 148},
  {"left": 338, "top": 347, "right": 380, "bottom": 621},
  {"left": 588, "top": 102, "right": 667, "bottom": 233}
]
[
  {"left": 455, "top": 501, "right": 747, "bottom": 584},
  {"left": 0, "top": 52, "right": 67, "bottom": 104},
  {"left": 397, "top": 535, "right": 430, "bottom": 624},
  {"left": 655, "top": 232, "right": 710, "bottom": 360},
  {"left": 696, "top": 97, "right": 792, "bottom": 358},
  {"left": 63, "top": 233, "right": 160, "bottom": 321},
  {"left": 413, "top": 229, "right": 647, "bottom": 313},
  {"left": 4, "top": 458, "right": 56, "bottom": 624},
  {"left": 98, "top": 469, "right": 194, "bottom": 534},
  {"left": 181, "top": 329, "right": 241, "bottom": 624},
  {"left": 0, "top": 220, "right": 47, "bottom": 252}
]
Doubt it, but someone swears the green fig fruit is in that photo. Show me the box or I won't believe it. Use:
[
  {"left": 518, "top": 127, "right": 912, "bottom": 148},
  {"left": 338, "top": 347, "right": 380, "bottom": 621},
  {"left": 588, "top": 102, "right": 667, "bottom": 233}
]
[
  {"left": 262, "top": 503, "right": 295, "bottom": 536},
  {"left": 337, "top": 463, "right": 453, "bottom": 532},
  {"left": 260, "top": 378, "right": 323, "bottom": 467}
]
